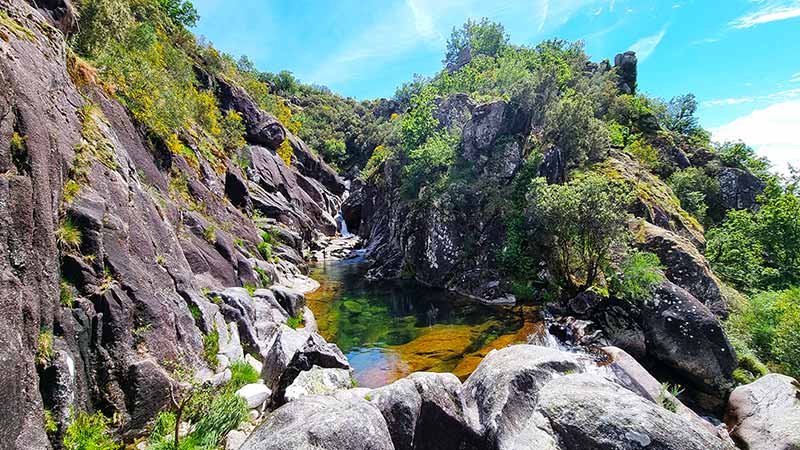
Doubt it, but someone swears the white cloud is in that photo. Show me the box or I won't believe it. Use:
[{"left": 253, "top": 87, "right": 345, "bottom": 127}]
[
  {"left": 791, "top": 72, "right": 800, "bottom": 82},
  {"left": 711, "top": 100, "right": 800, "bottom": 174},
  {"left": 702, "top": 88, "right": 800, "bottom": 107},
  {"left": 629, "top": 27, "right": 667, "bottom": 62},
  {"left": 730, "top": 1, "right": 800, "bottom": 28}
]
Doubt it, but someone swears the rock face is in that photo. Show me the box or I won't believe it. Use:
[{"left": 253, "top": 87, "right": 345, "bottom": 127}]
[
  {"left": 725, "top": 374, "right": 800, "bottom": 450},
  {"left": 614, "top": 51, "right": 638, "bottom": 94},
  {"left": 0, "top": 0, "right": 349, "bottom": 446},
  {"left": 717, "top": 167, "right": 766, "bottom": 212},
  {"left": 240, "top": 395, "right": 394, "bottom": 450},
  {"left": 636, "top": 221, "right": 728, "bottom": 317}
]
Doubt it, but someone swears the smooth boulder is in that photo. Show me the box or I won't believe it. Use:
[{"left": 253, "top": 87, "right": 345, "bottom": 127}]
[
  {"left": 537, "top": 373, "right": 735, "bottom": 450},
  {"left": 240, "top": 395, "right": 394, "bottom": 450},
  {"left": 725, "top": 374, "right": 800, "bottom": 450}
]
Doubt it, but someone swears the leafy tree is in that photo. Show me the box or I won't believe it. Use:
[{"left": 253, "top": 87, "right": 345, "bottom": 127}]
[
  {"left": 660, "top": 94, "right": 700, "bottom": 136},
  {"left": 402, "top": 131, "right": 458, "bottom": 199},
  {"left": 443, "top": 18, "right": 508, "bottom": 67},
  {"left": 543, "top": 93, "right": 610, "bottom": 174},
  {"left": 394, "top": 74, "right": 430, "bottom": 106},
  {"left": 668, "top": 167, "right": 721, "bottom": 225},
  {"left": 715, "top": 141, "right": 770, "bottom": 177},
  {"left": 528, "top": 173, "right": 632, "bottom": 295},
  {"left": 706, "top": 209, "right": 768, "bottom": 290},
  {"left": 157, "top": 0, "right": 198, "bottom": 27}
]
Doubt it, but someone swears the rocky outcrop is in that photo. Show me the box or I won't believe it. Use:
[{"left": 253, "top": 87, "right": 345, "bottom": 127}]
[
  {"left": 725, "top": 374, "right": 800, "bottom": 450},
  {"left": 717, "top": 166, "right": 766, "bottom": 212},
  {"left": 641, "top": 281, "right": 737, "bottom": 405},
  {"left": 614, "top": 51, "right": 638, "bottom": 94},
  {"left": 635, "top": 221, "right": 728, "bottom": 316},
  {"left": 240, "top": 395, "right": 394, "bottom": 450},
  {"left": 461, "top": 100, "right": 529, "bottom": 179}
]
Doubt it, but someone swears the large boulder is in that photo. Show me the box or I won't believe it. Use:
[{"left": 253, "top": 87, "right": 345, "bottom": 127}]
[
  {"left": 462, "top": 345, "right": 588, "bottom": 450},
  {"left": 216, "top": 77, "right": 285, "bottom": 149},
  {"left": 717, "top": 167, "right": 766, "bottom": 212},
  {"left": 725, "top": 374, "right": 800, "bottom": 450},
  {"left": 283, "top": 366, "right": 353, "bottom": 403},
  {"left": 537, "top": 373, "right": 735, "bottom": 450},
  {"left": 641, "top": 281, "right": 737, "bottom": 403},
  {"left": 368, "top": 378, "right": 422, "bottom": 450},
  {"left": 240, "top": 395, "right": 394, "bottom": 450},
  {"left": 635, "top": 221, "right": 728, "bottom": 317}
]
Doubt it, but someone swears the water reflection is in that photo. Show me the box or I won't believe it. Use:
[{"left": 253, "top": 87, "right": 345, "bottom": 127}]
[{"left": 306, "top": 257, "right": 537, "bottom": 388}]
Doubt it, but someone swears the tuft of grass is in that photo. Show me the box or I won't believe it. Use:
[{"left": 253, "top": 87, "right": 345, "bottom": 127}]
[
  {"left": 243, "top": 283, "right": 256, "bottom": 296},
  {"left": 57, "top": 218, "right": 82, "bottom": 252},
  {"left": 36, "top": 329, "right": 54, "bottom": 367},
  {"left": 63, "top": 411, "right": 119, "bottom": 450},
  {"left": 229, "top": 360, "right": 260, "bottom": 390},
  {"left": 63, "top": 180, "right": 81, "bottom": 204},
  {"left": 99, "top": 265, "right": 115, "bottom": 292},
  {"left": 203, "top": 225, "right": 217, "bottom": 243},
  {"left": 188, "top": 303, "right": 202, "bottom": 322},
  {"left": 203, "top": 328, "right": 220, "bottom": 370},
  {"left": 254, "top": 266, "right": 272, "bottom": 288},
  {"left": 656, "top": 382, "right": 683, "bottom": 413},
  {"left": 60, "top": 280, "right": 75, "bottom": 307},
  {"left": 155, "top": 254, "right": 166, "bottom": 266}
]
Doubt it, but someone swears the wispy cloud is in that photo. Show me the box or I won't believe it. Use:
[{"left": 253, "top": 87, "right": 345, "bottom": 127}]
[
  {"left": 629, "top": 27, "right": 667, "bottom": 62},
  {"left": 711, "top": 100, "right": 800, "bottom": 174},
  {"left": 791, "top": 72, "right": 800, "bottom": 82},
  {"left": 306, "top": 0, "right": 612, "bottom": 86},
  {"left": 702, "top": 88, "right": 800, "bottom": 107},
  {"left": 730, "top": 0, "right": 800, "bottom": 29}
]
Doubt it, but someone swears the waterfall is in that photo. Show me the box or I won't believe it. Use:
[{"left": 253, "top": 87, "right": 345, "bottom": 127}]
[{"left": 337, "top": 180, "right": 352, "bottom": 238}]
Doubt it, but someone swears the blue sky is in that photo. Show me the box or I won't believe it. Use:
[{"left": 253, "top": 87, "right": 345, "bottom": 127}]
[{"left": 193, "top": 0, "right": 800, "bottom": 172}]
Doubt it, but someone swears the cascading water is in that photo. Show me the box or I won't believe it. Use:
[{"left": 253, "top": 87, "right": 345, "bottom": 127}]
[{"left": 335, "top": 180, "right": 353, "bottom": 238}]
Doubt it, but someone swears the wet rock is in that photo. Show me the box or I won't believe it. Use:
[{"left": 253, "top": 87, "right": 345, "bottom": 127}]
[
  {"left": 725, "top": 374, "right": 800, "bottom": 450},
  {"left": 236, "top": 383, "right": 272, "bottom": 409},
  {"left": 537, "top": 373, "right": 735, "bottom": 450},
  {"left": 718, "top": 167, "right": 766, "bottom": 212},
  {"left": 368, "top": 378, "right": 422, "bottom": 450},
  {"left": 462, "top": 345, "right": 588, "bottom": 450},
  {"left": 284, "top": 366, "right": 353, "bottom": 402},
  {"left": 641, "top": 281, "right": 737, "bottom": 402},
  {"left": 240, "top": 395, "right": 394, "bottom": 450}
]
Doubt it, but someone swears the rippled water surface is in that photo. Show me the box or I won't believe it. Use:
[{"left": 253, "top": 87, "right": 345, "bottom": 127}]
[{"left": 306, "top": 257, "right": 542, "bottom": 388}]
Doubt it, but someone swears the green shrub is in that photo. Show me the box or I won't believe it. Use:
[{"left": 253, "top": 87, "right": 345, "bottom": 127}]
[
  {"left": 202, "top": 328, "right": 219, "bottom": 370},
  {"left": 656, "top": 383, "right": 683, "bottom": 413},
  {"left": 528, "top": 173, "right": 632, "bottom": 295},
  {"left": 254, "top": 266, "right": 271, "bottom": 288},
  {"left": 44, "top": 409, "right": 58, "bottom": 435},
  {"left": 63, "top": 411, "right": 119, "bottom": 450},
  {"left": 229, "top": 360, "right": 260, "bottom": 390},
  {"left": 286, "top": 312, "right": 305, "bottom": 330},
  {"left": 625, "top": 137, "right": 662, "bottom": 172},
  {"left": 610, "top": 251, "right": 665, "bottom": 303},
  {"left": 668, "top": 167, "right": 720, "bottom": 225},
  {"left": 202, "top": 224, "right": 217, "bottom": 243},
  {"left": 443, "top": 18, "right": 509, "bottom": 66},
  {"left": 257, "top": 231, "right": 274, "bottom": 261}
]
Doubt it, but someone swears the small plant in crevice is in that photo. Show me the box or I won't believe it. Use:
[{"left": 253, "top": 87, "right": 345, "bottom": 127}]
[
  {"left": 254, "top": 265, "right": 272, "bottom": 288},
  {"left": 188, "top": 303, "right": 202, "bottom": 322},
  {"left": 43, "top": 409, "right": 57, "bottom": 435},
  {"left": 36, "top": 329, "right": 54, "bottom": 367},
  {"left": 656, "top": 382, "right": 683, "bottom": 413},
  {"left": 63, "top": 411, "right": 119, "bottom": 450},
  {"left": 286, "top": 312, "right": 305, "bottom": 330},
  {"left": 257, "top": 231, "right": 274, "bottom": 262},
  {"left": 243, "top": 283, "right": 256, "bottom": 296},
  {"left": 202, "top": 327, "right": 220, "bottom": 370},
  {"left": 99, "top": 265, "right": 115, "bottom": 292},
  {"left": 202, "top": 224, "right": 217, "bottom": 243},
  {"left": 10, "top": 131, "right": 31, "bottom": 174},
  {"left": 56, "top": 217, "right": 82, "bottom": 252},
  {"left": 63, "top": 179, "right": 81, "bottom": 204},
  {"left": 60, "top": 280, "right": 76, "bottom": 307}
]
